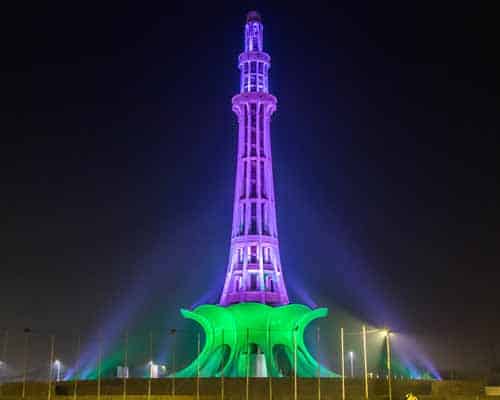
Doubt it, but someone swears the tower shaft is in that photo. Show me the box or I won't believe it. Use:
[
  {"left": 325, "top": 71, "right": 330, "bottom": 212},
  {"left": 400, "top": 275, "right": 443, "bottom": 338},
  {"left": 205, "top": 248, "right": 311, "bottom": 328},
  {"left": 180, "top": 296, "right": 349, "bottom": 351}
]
[{"left": 220, "top": 12, "right": 289, "bottom": 306}]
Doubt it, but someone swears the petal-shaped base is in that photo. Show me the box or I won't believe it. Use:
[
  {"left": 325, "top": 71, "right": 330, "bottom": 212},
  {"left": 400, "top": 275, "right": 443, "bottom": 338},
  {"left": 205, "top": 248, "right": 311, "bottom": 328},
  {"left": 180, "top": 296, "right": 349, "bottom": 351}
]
[{"left": 174, "top": 303, "right": 338, "bottom": 378}]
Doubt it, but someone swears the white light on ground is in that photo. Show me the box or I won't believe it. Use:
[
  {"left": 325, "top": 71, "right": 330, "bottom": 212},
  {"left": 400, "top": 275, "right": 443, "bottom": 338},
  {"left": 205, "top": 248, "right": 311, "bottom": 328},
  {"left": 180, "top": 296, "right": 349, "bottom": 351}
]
[
  {"left": 54, "top": 359, "right": 62, "bottom": 381},
  {"left": 149, "top": 361, "right": 159, "bottom": 378}
]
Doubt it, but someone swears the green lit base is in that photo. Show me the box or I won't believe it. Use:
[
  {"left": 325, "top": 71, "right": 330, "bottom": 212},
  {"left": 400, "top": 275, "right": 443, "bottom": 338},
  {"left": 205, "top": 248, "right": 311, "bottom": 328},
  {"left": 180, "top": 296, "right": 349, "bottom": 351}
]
[{"left": 174, "top": 302, "right": 338, "bottom": 378}]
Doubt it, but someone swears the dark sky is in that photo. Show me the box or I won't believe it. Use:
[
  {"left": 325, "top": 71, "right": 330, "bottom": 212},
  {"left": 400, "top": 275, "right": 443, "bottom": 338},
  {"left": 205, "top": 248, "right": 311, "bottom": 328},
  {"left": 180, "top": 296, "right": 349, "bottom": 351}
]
[{"left": 1, "top": 1, "right": 499, "bottom": 375}]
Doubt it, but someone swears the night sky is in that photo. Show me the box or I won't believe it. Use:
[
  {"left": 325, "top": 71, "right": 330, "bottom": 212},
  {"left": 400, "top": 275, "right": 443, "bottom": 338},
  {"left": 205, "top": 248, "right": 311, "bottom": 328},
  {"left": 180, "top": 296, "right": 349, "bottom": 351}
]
[{"left": 1, "top": 1, "right": 499, "bottom": 376}]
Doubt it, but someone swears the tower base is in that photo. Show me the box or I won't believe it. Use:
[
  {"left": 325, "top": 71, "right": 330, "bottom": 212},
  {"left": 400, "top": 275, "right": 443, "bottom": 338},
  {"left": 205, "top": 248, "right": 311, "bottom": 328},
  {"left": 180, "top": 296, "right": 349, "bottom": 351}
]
[{"left": 174, "top": 303, "right": 338, "bottom": 378}]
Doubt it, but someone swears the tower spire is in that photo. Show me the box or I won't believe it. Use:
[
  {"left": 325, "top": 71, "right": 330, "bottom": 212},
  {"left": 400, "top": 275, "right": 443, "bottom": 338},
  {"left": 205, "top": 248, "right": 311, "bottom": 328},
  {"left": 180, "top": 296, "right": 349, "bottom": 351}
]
[
  {"left": 244, "top": 11, "right": 263, "bottom": 52},
  {"left": 220, "top": 12, "right": 289, "bottom": 306}
]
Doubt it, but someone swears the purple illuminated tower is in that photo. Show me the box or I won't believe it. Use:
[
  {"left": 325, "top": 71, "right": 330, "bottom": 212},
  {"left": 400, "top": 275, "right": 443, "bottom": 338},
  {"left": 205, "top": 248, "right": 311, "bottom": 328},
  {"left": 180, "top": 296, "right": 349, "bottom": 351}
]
[
  {"left": 175, "top": 12, "right": 335, "bottom": 378},
  {"left": 220, "top": 11, "right": 289, "bottom": 306}
]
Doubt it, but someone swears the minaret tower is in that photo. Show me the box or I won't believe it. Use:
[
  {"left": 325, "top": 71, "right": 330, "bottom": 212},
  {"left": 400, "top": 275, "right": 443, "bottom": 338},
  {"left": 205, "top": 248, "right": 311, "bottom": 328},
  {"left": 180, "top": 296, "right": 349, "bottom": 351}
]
[
  {"left": 175, "top": 12, "right": 334, "bottom": 378},
  {"left": 220, "top": 11, "right": 289, "bottom": 306}
]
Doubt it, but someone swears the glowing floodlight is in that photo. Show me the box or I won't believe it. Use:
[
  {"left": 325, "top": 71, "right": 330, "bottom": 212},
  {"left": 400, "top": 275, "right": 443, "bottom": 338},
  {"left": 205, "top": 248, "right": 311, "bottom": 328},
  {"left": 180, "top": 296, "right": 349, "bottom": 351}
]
[{"left": 54, "top": 359, "right": 62, "bottom": 381}]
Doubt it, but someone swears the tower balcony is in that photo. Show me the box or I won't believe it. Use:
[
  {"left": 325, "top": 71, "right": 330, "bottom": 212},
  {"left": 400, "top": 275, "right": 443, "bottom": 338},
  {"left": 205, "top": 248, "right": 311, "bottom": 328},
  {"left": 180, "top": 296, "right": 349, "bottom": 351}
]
[
  {"left": 224, "top": 291, "right": 284, "bottom": 306},
  {"left": 238, "top": 51, "right": 271, "bottom": 66},
  {"left": 231, "top": 235, "right": 279, "bottom": 246},
  {"left": 232, "top": 92, "right": 277, "bottom": 107}
]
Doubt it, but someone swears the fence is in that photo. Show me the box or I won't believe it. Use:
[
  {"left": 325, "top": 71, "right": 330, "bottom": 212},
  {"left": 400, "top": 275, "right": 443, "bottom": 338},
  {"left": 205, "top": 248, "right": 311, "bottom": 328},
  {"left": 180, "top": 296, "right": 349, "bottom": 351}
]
[{"left": 0, "top": 326, "right": 496, "bottom": 400}]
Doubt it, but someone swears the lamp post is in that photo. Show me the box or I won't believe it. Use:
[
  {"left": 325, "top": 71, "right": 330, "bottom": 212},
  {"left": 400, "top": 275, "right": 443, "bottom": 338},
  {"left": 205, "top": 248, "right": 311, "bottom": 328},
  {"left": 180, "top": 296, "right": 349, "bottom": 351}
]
[
  {"left": 47, "top": 336, "right": 55, "bottom": 400},
  {"left": 316, "top": 327, "right": 321, "bottom": 400},
  {"left": 362, "top": 325, "right": 368, "bottom": 400},
  {"left": 0, "top": 360, "right": 4, "bottom": 395},
  {"left": 147, "top": 332, "right": 153, "bottom": 400},
  {"left": 221, "top": 329, "right": 225, "bottom": 400},
  {"left": 170, "top": 329, "right": 177, "bottom": 397},
  {"left": 122, "top": 332, "right": 128, "bottom": 400},
  {"left": 293, "top": 328, "right": 298, "bottom": 400},
  {"left": 196, "top": 332, "right": 200, "bottom": 400},
  {"left": 1, "top": 330, "right": 7, "bottom": 386},
  {"left": 21, "top": 328, "right": 31, "bottom": 399},
  {"left": 268, "top": 326, "right": 272, "bottom": 400},
  {"left": 73, "top": 335, "right": 80, "bottom": 400},
  {"left": 246, "top": 328, "right": 250, "bottom": 400},
  {"left": 97, "top": 334, "right": 102, "bottom": 400},
  {"left": 340, "top": 328, "right": 345, "bottom": 400},
  {"left": 384, "top": 330, "right": 392, "bottom": 400}
]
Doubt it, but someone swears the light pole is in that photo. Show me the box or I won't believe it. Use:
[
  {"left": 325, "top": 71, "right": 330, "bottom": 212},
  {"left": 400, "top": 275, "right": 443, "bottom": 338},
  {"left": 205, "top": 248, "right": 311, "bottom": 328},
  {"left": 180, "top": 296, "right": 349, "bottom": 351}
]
[
  {"left": 97, "top": 334, "right": 102, "bottom": 400},
  {"left": 293, "top": 328, "right": 298, "bottom": 400},
  {"left": 1, "top": 330, "right": 7, "bottom": 385},
  {"left": 362, "top": 325, "right": 368, "bottom": 400},
  {"left": 268, "top": 326, "right": 272, "bottom": 400},
  {"left": 221, "top": 329, "right": 225, "bottom": 400},
  {"left": 170, "top": 329, "right": 176, "bottom": 397},
  {"left": 348, "top": 351, "right": 354, "bottom": 377},
  {"left": 0, "top": 360, "right": 4, "bottom": 384},
  {"left": 122, "top": 332, "right": 128, "bottom": 400},
  {"left": 47, "top": 336, "right": 55, "bottom": 400},
  {"left": 21, "top": 328, "right": 31, "bottom": 399},
  {"left": 316, "top": 327, "right": 321, "bottom": 400},
  {"left": 0, "top": 360, "right": 3, "bottom": 383},
  {"left": 196, "top": 332, "right": 200, "bottom": 400},
  {"left": 246, "top": 328, "right": 250, "bottom": 400},
  {"left": 383, "top": 330, "right": 392, "bottom": 400},
  {"left": 73, "top": 335, "right": 80, "bottom": 400},
  {"left": 147, "top": 332, "right": 153, "bottom": 400},
  {"left": 340, "top": 328, "right": 345, "bottom": 400}
]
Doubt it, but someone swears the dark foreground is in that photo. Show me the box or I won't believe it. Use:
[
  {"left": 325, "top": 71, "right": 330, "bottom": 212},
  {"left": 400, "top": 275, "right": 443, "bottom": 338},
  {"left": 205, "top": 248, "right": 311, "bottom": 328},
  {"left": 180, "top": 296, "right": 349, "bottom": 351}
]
[{"left": 0, "top": 378, "right": 497, "bottom": 400}]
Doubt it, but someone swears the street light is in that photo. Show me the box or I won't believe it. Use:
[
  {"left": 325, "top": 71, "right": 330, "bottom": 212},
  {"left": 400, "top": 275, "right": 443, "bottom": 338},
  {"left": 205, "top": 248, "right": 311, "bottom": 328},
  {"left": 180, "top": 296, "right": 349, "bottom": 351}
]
[
  {"left": 340, "top": 328, "right": 345, "bottom": 400},
  {"left": 386, "top": 331, "right": 393, "bottom": 400},
  {"left": 54, "top": 360, "right": 61, "bottom": 382},
  {"left": 382, "top": 329, "right": 393, "bottom": 400},
  {"left": 348, "top": 351, "right": 354, "bottom": 377},
  {"left": 170, "top": 329, "right": 177, "bottom": 397},
  {"left": 362, "top": 325, "right": 368, "bottom": 400}
]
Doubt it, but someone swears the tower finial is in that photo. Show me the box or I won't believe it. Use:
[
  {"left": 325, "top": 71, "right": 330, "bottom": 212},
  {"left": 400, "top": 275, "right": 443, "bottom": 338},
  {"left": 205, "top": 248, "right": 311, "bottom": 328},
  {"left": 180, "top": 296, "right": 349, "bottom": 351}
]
[
  {"left": 244, "top": 10, "right": 264, "bottom": 53},
  {"left": 246, "top": 11, "right": 262, "bottom": 23}
]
